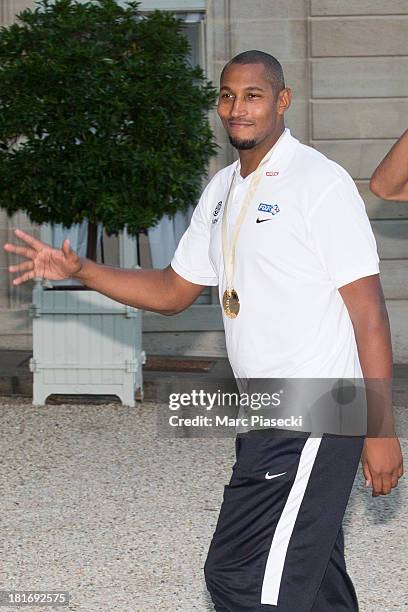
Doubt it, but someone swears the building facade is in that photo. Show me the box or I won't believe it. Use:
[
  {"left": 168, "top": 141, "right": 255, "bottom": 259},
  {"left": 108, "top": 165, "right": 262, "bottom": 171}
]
[{"left": 1, "top": 0, "right": 408, "bottom": 360}]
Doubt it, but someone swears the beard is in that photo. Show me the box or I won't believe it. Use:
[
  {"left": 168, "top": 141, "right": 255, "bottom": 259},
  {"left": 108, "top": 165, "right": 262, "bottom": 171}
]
[{"left": 228, "top": 135, "right": 257, "bottom": 150}]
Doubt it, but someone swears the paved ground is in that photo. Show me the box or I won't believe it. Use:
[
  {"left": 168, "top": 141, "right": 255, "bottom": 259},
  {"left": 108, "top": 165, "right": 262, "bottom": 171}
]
[{"left": 1, "top": 396, "right": 407, "bottom": 612}]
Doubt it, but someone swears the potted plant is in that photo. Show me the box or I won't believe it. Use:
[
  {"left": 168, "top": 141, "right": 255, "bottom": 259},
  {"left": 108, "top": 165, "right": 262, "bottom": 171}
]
[{"left": 0, "top": 0, "right": 217, "bottom": 405}]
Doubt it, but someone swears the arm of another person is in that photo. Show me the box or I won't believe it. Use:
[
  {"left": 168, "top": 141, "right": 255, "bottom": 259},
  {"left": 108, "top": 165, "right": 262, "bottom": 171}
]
[
  {"left": 338, "top": 275, "right": 404, "bottom": 497},
  {"left": 370, "top": 129, "right": 408, "bottom": 201},
  {"left": 4, "top": 229, "right": 205, "bottom": 315}
]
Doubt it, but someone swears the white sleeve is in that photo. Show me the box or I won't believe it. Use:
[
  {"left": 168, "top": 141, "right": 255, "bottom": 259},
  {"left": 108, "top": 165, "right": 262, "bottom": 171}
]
[
  {"left": 309, "top": 175, "right": 380, "bottom": 289},
  {"left": 170, "top": 187, "right": 218, "bottom": 286}
]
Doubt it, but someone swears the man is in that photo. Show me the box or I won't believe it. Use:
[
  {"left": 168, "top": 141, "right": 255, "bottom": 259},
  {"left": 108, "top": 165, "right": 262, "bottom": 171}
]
[
  {"left": 370, "top": 129, "right": 408, "bottom": 200},
  {"left": 4, "top": 51, "right": 403, "bottom": 611}
]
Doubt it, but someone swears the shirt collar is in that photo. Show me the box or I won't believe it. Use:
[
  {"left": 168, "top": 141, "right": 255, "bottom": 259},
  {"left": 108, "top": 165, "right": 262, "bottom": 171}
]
[{"left": 235, "top": 128, "right": 298, "bottom": 180}]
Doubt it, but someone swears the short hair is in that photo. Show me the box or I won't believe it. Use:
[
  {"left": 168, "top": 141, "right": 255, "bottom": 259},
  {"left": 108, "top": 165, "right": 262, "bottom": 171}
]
[{"left": 220, "top": 50, "right": 285, "bottom": 94}]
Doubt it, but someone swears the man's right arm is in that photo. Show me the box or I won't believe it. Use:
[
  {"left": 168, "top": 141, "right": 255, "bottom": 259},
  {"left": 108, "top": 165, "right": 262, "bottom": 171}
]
[
  {"left": 370, "top": 129, "right": 408, "bottom": 201},
  {"left": 4, "top": 229, "right": 205, "bottom": 316},
  {"left": 74, "top": 259, "right": 205, "bottom": 315}
]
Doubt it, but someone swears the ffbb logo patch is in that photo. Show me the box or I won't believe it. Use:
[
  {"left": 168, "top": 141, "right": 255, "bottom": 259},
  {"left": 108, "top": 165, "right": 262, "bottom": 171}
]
[{"left": 258, "top": 203, "right": 280, "bottom": 215}]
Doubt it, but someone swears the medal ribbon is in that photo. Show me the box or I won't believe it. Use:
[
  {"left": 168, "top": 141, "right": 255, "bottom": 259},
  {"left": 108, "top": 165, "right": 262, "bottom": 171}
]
[{"left": 221, "top": 132, "right": 285, "bottom": 291}]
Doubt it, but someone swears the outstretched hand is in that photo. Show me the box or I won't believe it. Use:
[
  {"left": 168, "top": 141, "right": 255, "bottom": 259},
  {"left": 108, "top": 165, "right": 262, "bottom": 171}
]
[{"left": 4, "top": 229, "right": 83, "bottom": 285}]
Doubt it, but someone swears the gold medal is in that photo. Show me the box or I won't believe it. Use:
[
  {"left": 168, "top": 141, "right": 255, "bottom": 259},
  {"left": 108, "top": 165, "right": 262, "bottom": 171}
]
[
  {"left": 223, "top": 289, "right": 240, "bottom": 319},
  {"left": 221, "top": 131, "right": 287, "bottom": 321}
]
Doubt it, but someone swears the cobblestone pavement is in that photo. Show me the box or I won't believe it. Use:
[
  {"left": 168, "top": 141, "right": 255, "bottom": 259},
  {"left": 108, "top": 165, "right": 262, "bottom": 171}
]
[{"left": 1, "top": 398, "right": 406, "bottom": 612}]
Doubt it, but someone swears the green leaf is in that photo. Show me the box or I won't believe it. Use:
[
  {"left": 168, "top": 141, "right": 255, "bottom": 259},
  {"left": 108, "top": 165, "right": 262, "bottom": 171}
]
[{"left": 0, "top": 0, "right": 217, "bottom": 258}]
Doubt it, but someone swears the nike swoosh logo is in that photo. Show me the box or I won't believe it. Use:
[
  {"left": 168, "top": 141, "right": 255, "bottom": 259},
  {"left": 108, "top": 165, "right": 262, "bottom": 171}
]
[
  {"left": 265, "top": 471, "right": 287, "bottom": 480},
  {"left": 256, "top": 218, "right": 271, "bottom": 223}
]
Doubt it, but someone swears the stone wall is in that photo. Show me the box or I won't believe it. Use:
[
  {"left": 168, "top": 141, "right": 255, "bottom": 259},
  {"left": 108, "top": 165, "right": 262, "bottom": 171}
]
[{"left": 308, "top": 0, "right": 408, "bottom": 361}]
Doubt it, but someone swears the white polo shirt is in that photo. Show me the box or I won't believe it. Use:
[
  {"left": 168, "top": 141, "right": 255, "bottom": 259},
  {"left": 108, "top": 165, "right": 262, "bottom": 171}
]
[{"left": 171, "top": 129, "right": 380, "bottom": 378}]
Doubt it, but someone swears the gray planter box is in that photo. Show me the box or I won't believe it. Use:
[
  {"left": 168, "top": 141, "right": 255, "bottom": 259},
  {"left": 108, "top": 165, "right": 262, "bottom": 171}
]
[{"left": 29, "top": 283, "right": 145, "bottom": 406}]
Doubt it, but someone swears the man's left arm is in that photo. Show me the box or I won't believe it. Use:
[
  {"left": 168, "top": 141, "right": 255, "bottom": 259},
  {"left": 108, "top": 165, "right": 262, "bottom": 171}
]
[{"left": 338, "top": 274, "right": 404, "bottom": 497}]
